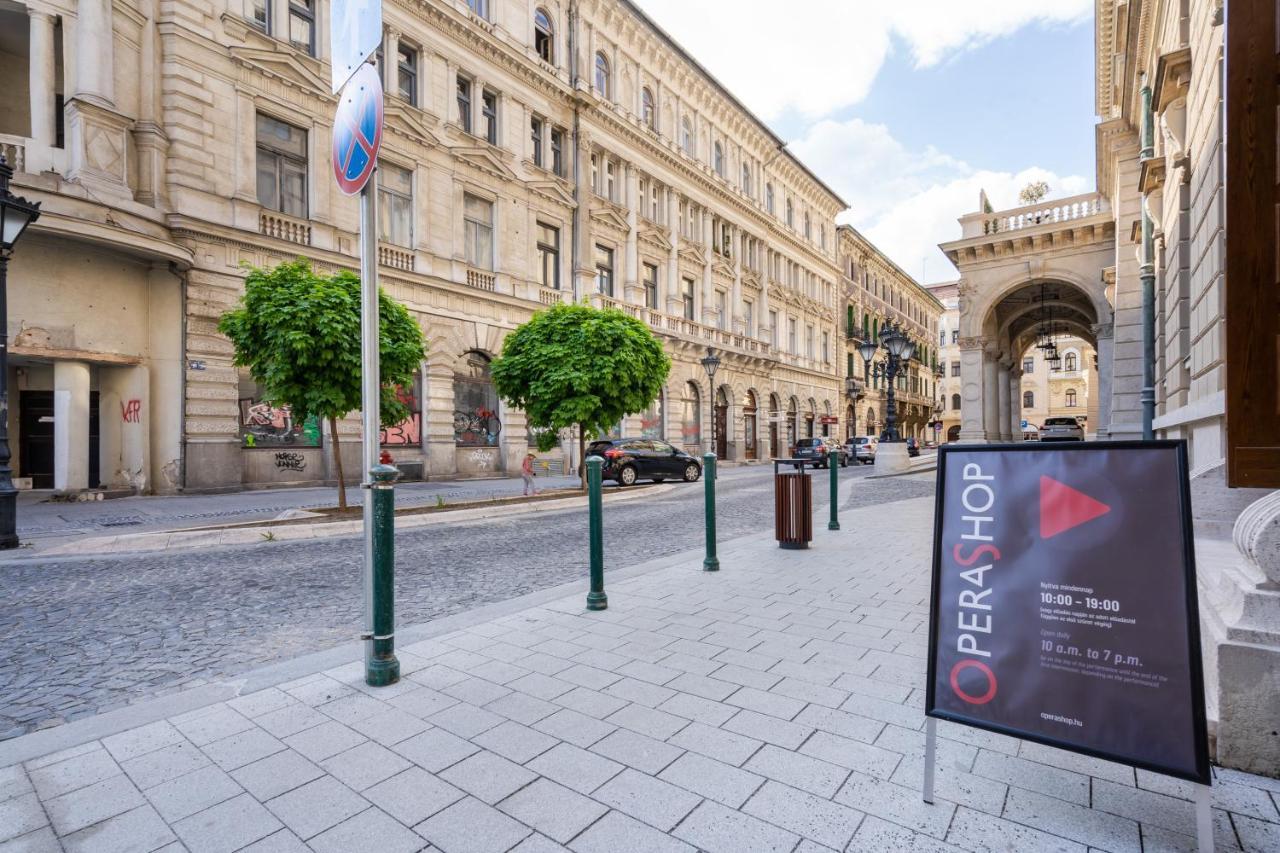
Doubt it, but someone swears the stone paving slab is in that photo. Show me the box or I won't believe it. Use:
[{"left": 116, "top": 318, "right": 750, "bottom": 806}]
[{"left": 2, "top": 493, "right": 1278, "bottom": 852}]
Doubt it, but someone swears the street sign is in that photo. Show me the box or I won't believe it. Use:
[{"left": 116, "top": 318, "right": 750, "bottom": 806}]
[
  {"left": 332, "top": 63, "right": 384, "bottom": 196},
  {"left": 1021, "top": 419, "right": 1028, "bottom": 429},
  {"left": 330, "top": 0, "right": 382, "bottom": 94},
  {"left": 925, "top": 441, "right": 1209, "bottom": 784}
]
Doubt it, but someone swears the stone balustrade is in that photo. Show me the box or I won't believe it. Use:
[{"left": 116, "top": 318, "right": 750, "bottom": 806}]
[
  {"left": 587, "top": 292, "right": 774, "bottom": 360},
  {"left": 465, "top": 268, "right": 497, "bottom": 291},
  {"left": 377, "top": 244, "right": 414, "bottom": 272},
  {"left": 0, "top": 135, "right": 26, "bottom": 173},
  {"left": 258, "top": 211, "right": 312, "bottom": 246},
  {"left": 960, "top": 192, "right": 1110, "bottom": 238}
]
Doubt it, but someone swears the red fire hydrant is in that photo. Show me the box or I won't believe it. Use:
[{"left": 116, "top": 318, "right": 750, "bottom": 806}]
[{"left": 379, "top": 450, "right": 393, "bottom": 465}]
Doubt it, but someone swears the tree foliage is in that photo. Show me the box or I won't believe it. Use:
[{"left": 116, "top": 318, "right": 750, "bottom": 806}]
[
  {"left": 1018, "top": 180, "right": 1050, "bottom": 205},
  {"left": 218, "top": 259, "right": 426, "bottom": 506},
  {"left": 491, "top": 303, "right": 670, "bottom": 475}
]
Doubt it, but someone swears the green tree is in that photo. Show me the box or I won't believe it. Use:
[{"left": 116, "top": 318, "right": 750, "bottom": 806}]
[
  {"left": 491, "top": 303, "right": 671, "bottom": 488},
  {"left": 218, "top": 259, "right": 426, "bottom": 508}
]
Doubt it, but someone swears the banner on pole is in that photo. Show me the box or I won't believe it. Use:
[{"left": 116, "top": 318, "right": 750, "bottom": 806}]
[
  {"left": 925, "top": 441, "right": 1209, "bottom": 784},
  {"left": 330, "top": 0, "right": 382, "bottom": 94}
]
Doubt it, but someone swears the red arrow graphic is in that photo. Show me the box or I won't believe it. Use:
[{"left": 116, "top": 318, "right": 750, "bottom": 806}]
[{"left": 1040, "top": 475, "right": 1111, "bottom": 539}]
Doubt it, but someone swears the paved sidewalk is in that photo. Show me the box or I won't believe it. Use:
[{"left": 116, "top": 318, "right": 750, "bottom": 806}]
[{"left": 2, "top": 496, "right": 1278, "bottom": 852}]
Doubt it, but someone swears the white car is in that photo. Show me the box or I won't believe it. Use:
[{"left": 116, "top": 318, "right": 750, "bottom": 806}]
[{"left": 1039, "top": 417, "right": 1085, "bottom": 442}]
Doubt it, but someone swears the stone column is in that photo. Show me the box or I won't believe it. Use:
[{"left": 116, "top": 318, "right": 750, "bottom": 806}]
[
  {"left": 957, "top": 338, "right": 987, "bottom": 442},
  {"left": 623, "top": 164, "right": 640, "bottom": 303},
  {"left": 1008, "top": 367, "right": 1024, "bottom": 439},
  {"left": 665, "top": 190, "right": 680, "bottom": 315},
  {"left": 701, "top": 214, "right": 714, "bottom": 326},
  {"left": 981, "top": 346, "right": 1000, "bottom": 442},
  {"left": 996, "top": 360, "right": 1012, "bottom": 442},
  {"left": 423, "top": 361, "right": 457, "bottom": 477},
  {"left": 53, "top": 361, "right": 91, "bottom": 493},
  {"left": 384, "top": 29, "right": 401, "bottom": 92},
  {"left": 730, "top": 225, "right": 744, "bottom": 333},
  {"left": 73, "top": 0, "right": 114, "bottom": 106},
  {"left": 1093, "top": 322, "right": 1115, "bottom": 440},
  {"left": 28, "top": 8, "right": 57, "bottom": 148},
  {"left": 271, "top": 0, "right": 289, "bottom": 43},
  {"left": 759, "top": 255, "right": 771, "bottom": 343}
]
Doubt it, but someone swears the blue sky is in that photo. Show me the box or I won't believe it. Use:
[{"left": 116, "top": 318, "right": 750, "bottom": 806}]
[{"left": 635, "top": 1, "right": 1096, "bottom": 283}]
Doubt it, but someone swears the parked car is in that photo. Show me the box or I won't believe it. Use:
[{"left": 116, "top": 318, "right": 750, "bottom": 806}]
[
  {"left": 586, "top": 438, "right": 702, "bottom": 485},
  {"left": 850, "top": 435, "right": 878, "bottom": 465},
  {"left": 793, "top": 437, "right": 849, "bottom": 468},
  {"left": 906, "top": 437, "right": 921, "bottom": 457},
  {"left": 1039, "top": 417, "right": 1085, "bottom": 442}
]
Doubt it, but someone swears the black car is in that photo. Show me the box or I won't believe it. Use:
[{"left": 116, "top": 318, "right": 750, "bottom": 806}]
[
  {"left": 793, "top": 437, "right": 849, "bottom": 468},
  {"left": 586, "top": 438, "right": 702, "bottom": 486},
  {"left": 906, "top": 437, "right": 920, "bottom": 457}
]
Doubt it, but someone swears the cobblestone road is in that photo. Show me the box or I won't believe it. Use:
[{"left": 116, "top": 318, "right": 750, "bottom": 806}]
[{"left": 0, "top": 466, "right": 935, "bottom": 739}]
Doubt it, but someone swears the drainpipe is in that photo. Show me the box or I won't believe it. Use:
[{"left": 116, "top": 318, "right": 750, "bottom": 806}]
[
  {"left": 568, "top": 0, "right": 582, "bottom": 306},
  {"left": 1139, "top": 76, "right": 1156, "bottom": 440}
]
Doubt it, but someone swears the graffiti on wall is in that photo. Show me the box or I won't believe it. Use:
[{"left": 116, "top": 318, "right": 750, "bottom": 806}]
[
  {"left": 381, "top": 380, "right": 422, "bottom": 447},
  {"left": 467, "top": 447, "right": 495, "bottom": 470},
  {"left": 274, "top": 451, "right": 306, "bottom": 471},
  {"left": 453, "top": 408, "right": 501, "bottom": 446},
  {"left": 121, "top": 399, "right": 142, "bottom": 423},
  {"left": 239, "top": 399, "right": 322, "bottom": 448}
]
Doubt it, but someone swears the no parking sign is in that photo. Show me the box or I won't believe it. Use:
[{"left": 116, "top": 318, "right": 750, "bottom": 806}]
[{"left": 332, "top": 63, "right": 383, "bottom": 196}]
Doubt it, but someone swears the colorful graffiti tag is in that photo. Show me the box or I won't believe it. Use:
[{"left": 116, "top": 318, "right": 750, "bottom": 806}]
[
  {"left": 380, "top": 380, "right": 422, "bottom": 447},
  {"left": 239, "top": 399, "right": 322, "bottom": 448},
  {"left": 453, "top": 408, "right": 501, "bottom": 446}
]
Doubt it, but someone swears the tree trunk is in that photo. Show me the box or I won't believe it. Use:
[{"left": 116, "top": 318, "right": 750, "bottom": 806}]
[
  {"left": 330, "top": 415, "right": 347, "bottom": 509},
  {"left": 578, "top": 425, "right": 587, "bottom": 491}
]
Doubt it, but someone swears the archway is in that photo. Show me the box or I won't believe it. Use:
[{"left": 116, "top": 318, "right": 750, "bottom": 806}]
[
  {"left": 786, "top": 397, "right": 798, "bottom": 453},
  {"left": 768, "top": 393, "right": 780, "bottom": 458},
  {"left": 865, "top": 406, "right": 876, "bottom": 438},
  {"left": 681, "top": 382, "right": 701, "bottom": 449},
  {"left": 744, "top": 391, "right": 758, "bottom": 460},
  {"left": 714, "top": 386, "right": 729, "bottom": 459},
  {"left": 947, "top": 424, "right": 961, "bottom": 442},
  {"left": 845, "top": 404, "right": 856, "bottom": 440},
  {"left": 804, "top": 398, "right": 816, "bottom": 439}
]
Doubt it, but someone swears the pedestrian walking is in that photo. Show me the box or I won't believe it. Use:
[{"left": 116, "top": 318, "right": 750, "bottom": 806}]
[{"left": 522, "top": 452, "right": 539, "bottom": 496}]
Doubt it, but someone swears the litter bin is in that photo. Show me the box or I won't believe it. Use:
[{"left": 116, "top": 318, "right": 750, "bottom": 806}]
[{"left": 773, "top": 459, "right": 813, "bottom": 549}]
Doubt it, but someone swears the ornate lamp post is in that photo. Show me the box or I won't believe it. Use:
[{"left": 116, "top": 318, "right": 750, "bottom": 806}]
[
  {"left": 844, "top": 376, "right": 863, "bottom": 439},
  {"left": 858, "top": 320, "right": 915, "bottom": 442},
  {"left": 700, "top": 347, "right": 721, "bottom": 456},
  {"left": 0, "top": 156, "right": 42, "bottom": 549}
]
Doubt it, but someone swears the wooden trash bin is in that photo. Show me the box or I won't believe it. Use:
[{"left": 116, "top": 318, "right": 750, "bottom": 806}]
[{"left": 774, "top": 459, "right": 813, "bottom": 549}]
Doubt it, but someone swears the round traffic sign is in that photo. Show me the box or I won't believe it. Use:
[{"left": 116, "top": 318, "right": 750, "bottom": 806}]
[{"left": 332, "top": 63, "right": 383, "bottom": 196}]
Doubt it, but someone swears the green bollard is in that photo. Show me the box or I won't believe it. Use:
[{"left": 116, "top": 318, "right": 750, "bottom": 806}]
[
  {"left": 586, "top": 456, "right": 608, "bottom": 611},
  {"left": 827, "top": 445, "right": 840, "bottom": 531},
  {"left": 366, "top": 463, "right": 401, "bottom": 686},
  {"left": 703, "top": 453, "right": 719, "bottom": 571}
]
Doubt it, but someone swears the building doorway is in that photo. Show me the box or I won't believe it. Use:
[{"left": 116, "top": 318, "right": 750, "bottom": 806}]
[
  {"left": 18, "top": 390, "right": 100, "bottom": 489},
  {"left": 743, "top": 391, "right": 758, "bottom": 460},
  {"left": 714, "top": 387, "right": 728, "bottom": 459}
]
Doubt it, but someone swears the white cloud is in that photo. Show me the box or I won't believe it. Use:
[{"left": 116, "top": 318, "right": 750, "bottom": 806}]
[
  {"left": 790, "top": 118, "right": 1088, "bottom": 282},
  {"left": 632, "top": 0, "right": 1092, "bottom": 120}
]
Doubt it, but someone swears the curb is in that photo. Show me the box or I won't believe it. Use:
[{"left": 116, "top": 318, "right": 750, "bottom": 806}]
[{"left": 36, "top": 483, "right": 678, "bottom": 558}]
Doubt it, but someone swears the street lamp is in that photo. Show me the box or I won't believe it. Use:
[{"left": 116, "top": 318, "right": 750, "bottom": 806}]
[
  {"left": 700, "top": 346, "right": 721, "bottom": 456},
  {"left": 0, "top": 155, "right": 42, "bottom": 549},
  {"left": 858, "top": 320, "right": 914, "bottom": 442}
]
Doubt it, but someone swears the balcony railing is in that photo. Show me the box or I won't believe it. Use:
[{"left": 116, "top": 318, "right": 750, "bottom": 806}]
[
  {"left": 960, "top": 192, "right": 1110, "bottom": 238},
  {"left": 538, "top": 287, "right": 565, "bottom": 306},
  {"left": 259, "top": 211, "right": 312, "bottom": 246},
  {"left": 465, "top": 268, "right": 496, "bottom": 291},
  {"left": 0, "top": 134, "right": 25, "bottom": 173},
  {"left": 588, "top": 292, "right": 774, "bottom": 359},
  {"left": 378, "top": 244, "right": 414, "bottom": 272}
]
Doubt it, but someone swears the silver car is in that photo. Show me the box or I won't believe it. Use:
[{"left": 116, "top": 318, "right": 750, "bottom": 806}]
[
  {"left": 1039, "top": 417, "right": 1085, "bottom": 442},
  {"left": 849, "top": 436, "right": 878, "bottom": 464}
]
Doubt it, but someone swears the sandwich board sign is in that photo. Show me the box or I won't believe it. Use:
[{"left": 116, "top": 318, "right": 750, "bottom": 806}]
[
  {"left": 330, "top": 0, "right": 383, "bottom": 93},
  {"left": 924, "top": 441, "right": 1213, "bottom": 846}
]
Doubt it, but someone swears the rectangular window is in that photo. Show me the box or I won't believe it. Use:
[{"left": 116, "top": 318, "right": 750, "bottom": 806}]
[
  {"left": 642, "top": 263, "right": 658, "bottom": 308},
  {"left": 456, "top": 76, "right": 472, "bottom": 133},
  {"left": 482, "top": 90, "right": 498, "bottom": 144},
  {"left": 466, "top": 0, "right": 488, "bottom": 19},
  {"left": 537, "top": 222, "right": 559, "bottom": 290},
  {"left": 591, "top": 153, "right": 600, "bottom": 194},
  {"left": 806, "top": 324, "right": 815, "bottom": 359},
  {"left": 768, "top": 310, "right": 778, "bottom": 346},
  {"left": 550, "top": 127, "right": 565, "bottom": 177},
  {"left": 531, "top": 117, "right": 544, "bottom": 168},
  {"left": 951, "top": 329, "right": 959, "bottom": 344},
  {"left": 650, "top": 182, "right": 660, "bottom": 222},
  {"left": 377, "top": 162, "right": 413, "bottom": 248},
  {"left": 788, "top": 318, "right": 797, "bottom": 354},
  {"left": 682, "top": 278, "right": 696, "bottom": 320},
  {"left": 247, "top": 0, "right": 269, "bottom": 31},
  {"left": 397, "top": 43, "right": 418, "bottom": 104},
  {"left": 822, "top": 331, "right": 830, "bottom": 363},
  {"left": 463, "top": 194, "right": 493, "bottom": 269},
  {"left": 715, "top": 290, "right": 726, "bottom": 330},
  {"left": 1023, "top": 357, "right": 1034, "bottom": 373},
  {"left": 744, "top": 300, "right": 754, "bottom": 336},
  {"left": 951, "top": 360, "right": 960, "bottom": 377},
  {"left": 595, "top": 244, "right": 614, "bottom": 296},
  {"left": 288, "top": 0, "right": 314, "bottom": 54},
  {"left": 605, "top": 160, "right": 616, "bottom": 201},
  {"left": 255, "top": 113, "right": 308, "bottom": 218}
]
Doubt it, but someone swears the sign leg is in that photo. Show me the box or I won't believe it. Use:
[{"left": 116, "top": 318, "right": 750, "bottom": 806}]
[
  {"left": 922, "top": 717, "right": 937, "bottom": 804},
  {"left": 1195, "top": 782, "right": 1213, "bottom": 853}
]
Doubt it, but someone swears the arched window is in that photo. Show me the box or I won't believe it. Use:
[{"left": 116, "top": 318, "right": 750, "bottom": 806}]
[
  {"left": 466, "top": 0, "right": 489, "bottom": 20},
  {"left": 951, "top": 393, "right": 961, "bottom": 410},
  {"left": 713, "top": 142, "right": 724, "bottom": 177},
  {"left": 454, "top": 351, "right": 501, "bottom": 446},
  {"left": 765, "top": 183, "right": 774, "bottom": 214},
  {"left": 803, "top": 212, "right": 811, "bottom": 239},
  {"left": 785, "top": 198, "right": 794, "bottom": 228},
  {"left": 1023, "top": 390, "right": 1034, "bottom": 408},
  {"left": 594, "top": 52, "right": 610, "bottom": 98},
  {"left": 741, "top": 164, "right": 751, "bottom": 194},
  {"left": 682, "top": 382, "right": 701, "bottom": 447},
  {"left": 533, "top": 9, "right": 554, "bottom": 63},
  {"left": 819, "top": 225, "right": 826, "bottom": 249},
  {"left": 640, "top": 390, "right": 664, "bottom": 439},
  {"left": 1064, "top": 352, "right": 1078, "bottom": 371},
  {"left": 681, "top": 117, "right": 694, "bottom": 155},
  {"left": 1066, "top": 389, "right": 1078, "bottom": 407},
  {"left": 641, "top": 87, "right": 655, "bottom": 129}
]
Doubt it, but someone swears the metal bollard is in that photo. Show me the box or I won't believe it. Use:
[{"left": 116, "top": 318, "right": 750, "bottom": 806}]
[
  {"left": 703, "top": 453, "right": 719, "bottom": 571},
  {"left": 366, "top": 463, "right": 401, "bottom": 686},
  {"left": 586, "top": 456, "right": 608, "bottom": 611},
  {"left": 827, "top": 445, "right": 840, "bottom": 531}
]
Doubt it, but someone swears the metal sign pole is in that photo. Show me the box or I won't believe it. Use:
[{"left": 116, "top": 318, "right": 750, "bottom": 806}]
[
  {"left": 922, "top": 717, "right": 937, "bottom": 804},
  {"left": 359, "top": 180, "right": 379, "bottom": 674},
  {"left": 1195, "top": 783, "right": 1213, "bottom": 853}
]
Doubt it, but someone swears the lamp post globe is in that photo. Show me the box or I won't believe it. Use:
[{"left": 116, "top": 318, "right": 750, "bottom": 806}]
[{"left": 0, "top": 155, "right": 42, "bottom": 549}]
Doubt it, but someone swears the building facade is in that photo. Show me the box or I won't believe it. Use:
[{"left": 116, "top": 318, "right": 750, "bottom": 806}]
[
  {"left": 928, "top": 280, "right": 961, "bottom": 443},
  {"left": 1016, "top": 336, "right": 1099, "bottom": 439},
  {"left": 838, "top": 226, "right": 943, "bottom": 445},
  {"left": 1, "top": 0, "right": 865, "bottom": 493}
]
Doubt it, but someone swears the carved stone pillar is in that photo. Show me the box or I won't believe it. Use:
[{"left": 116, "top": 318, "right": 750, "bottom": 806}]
[
  {"left": 28, "top": 8, "right": 57, "bottom": 149},
  {"left": 957, "top": 336, "right": 988, "bottom": 442},
  {"left": 623, "top": 163, "right": 641, "bottom": 303},
  {"left": 996, "top": 360, "right": 1012, "bottom": 442}
]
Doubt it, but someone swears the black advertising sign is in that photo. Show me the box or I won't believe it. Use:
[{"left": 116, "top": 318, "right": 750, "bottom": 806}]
[{"left": 926, "top": 441, "right": 1210, "bottom": 783}]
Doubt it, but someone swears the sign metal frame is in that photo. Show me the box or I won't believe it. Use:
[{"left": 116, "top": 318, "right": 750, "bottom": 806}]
[
  {"left": 329, "top": 0, "right": 383, "bottom": 94},
  {"left": 924, "top": 440, "right": 1210, "bottom": 786}
]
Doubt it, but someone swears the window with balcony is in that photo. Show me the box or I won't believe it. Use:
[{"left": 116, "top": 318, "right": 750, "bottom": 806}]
[
  {"left": 768, "top": 310, "right": 778, "bottom": 346},
  {"left": 288, "top": 0, "right": 315, "bottom": 55},
  {"left": 744, "top": 300, "right": 754, "bottom": 336},
  {"left": 643, "top": 263, "right": 658, "bottom": 308},
  {"left": 804, "top": 212, "right": 811, "bottom": 240},
  {"left": 537, "top": 222, "right": 559, "bottom": 289},
  {"left": 1065, "top": 352, "right": 1078, "bottom": 371},
  {"left": 534, "top": 8, "right": 554, "bottom": 63},
  {"left": 713, "top": 142, "right": 724, "bottom": 177},
  {"left": 605, "top": 159, "right": 616, "bottom": 201},
  {"left": 397, "top": 43, "right": 418, "bottom": 104},
  {"left": 641, "top": 88, "right": 655, "bottom": 130},
  {"left": 681, "top": 117, "right": 694, "bottom": 156},
  {"left": 256, "top": 114, "right": 308, "bottom": 218},
  {"left": 550, "top": 127, "right": 565, "bottom": 176},
  {"left": 530, "top": 116, "right": 544, "bottom": 167},
  {"left": 806, "top": 325, "right": 814, "bottom": 359},
  {"left": 463, "top": 193, "right": 494, "bottom": 270},
  {"left": 822, "top": 331, "right": 830, "bottom": 363},
  {"left": 715, "top": 290, "right": 727, "bottom": 329},
  {"left": 741, "top": 164, "right": 751, "bottom": 195},
  {"left": 595, "top": 244, "right": 614, "bottom": 296},
  {"left": 788, "top": 318, "right": 797, "bottom": 353},
  {"left": 247, "top": 0, "right": 270, "bottom": 31},
  {"left": 682, "top": 278, "right": 696, "bottom": 320},
  {"left": 785, "top": 198, "right": 794, "bottom": 228},
  {"left": 377, "top": 162, "right": 413, "bottom": 247},
  {"left": 467, "top": 0, "right": 489, "bottom": 20},
  {"left": 594, "top": 52, "right": 610, "bottom": 98},
  {"left": 765, "top": 183, "right": 775, "bottom": 215},
  {"left": 482, "top": 89, "right": 498, "bottom": 144},
  {"left": 456, "top": 76, "right": 472, "bottom": 133}
]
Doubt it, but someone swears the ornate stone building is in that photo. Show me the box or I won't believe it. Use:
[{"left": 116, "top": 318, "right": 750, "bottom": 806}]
[
  {"left": 1, "top": 0, "right": 859, "bottom": 493},
  {"left": 838, "top": 225, "right": 942, "bottom": 445}
]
